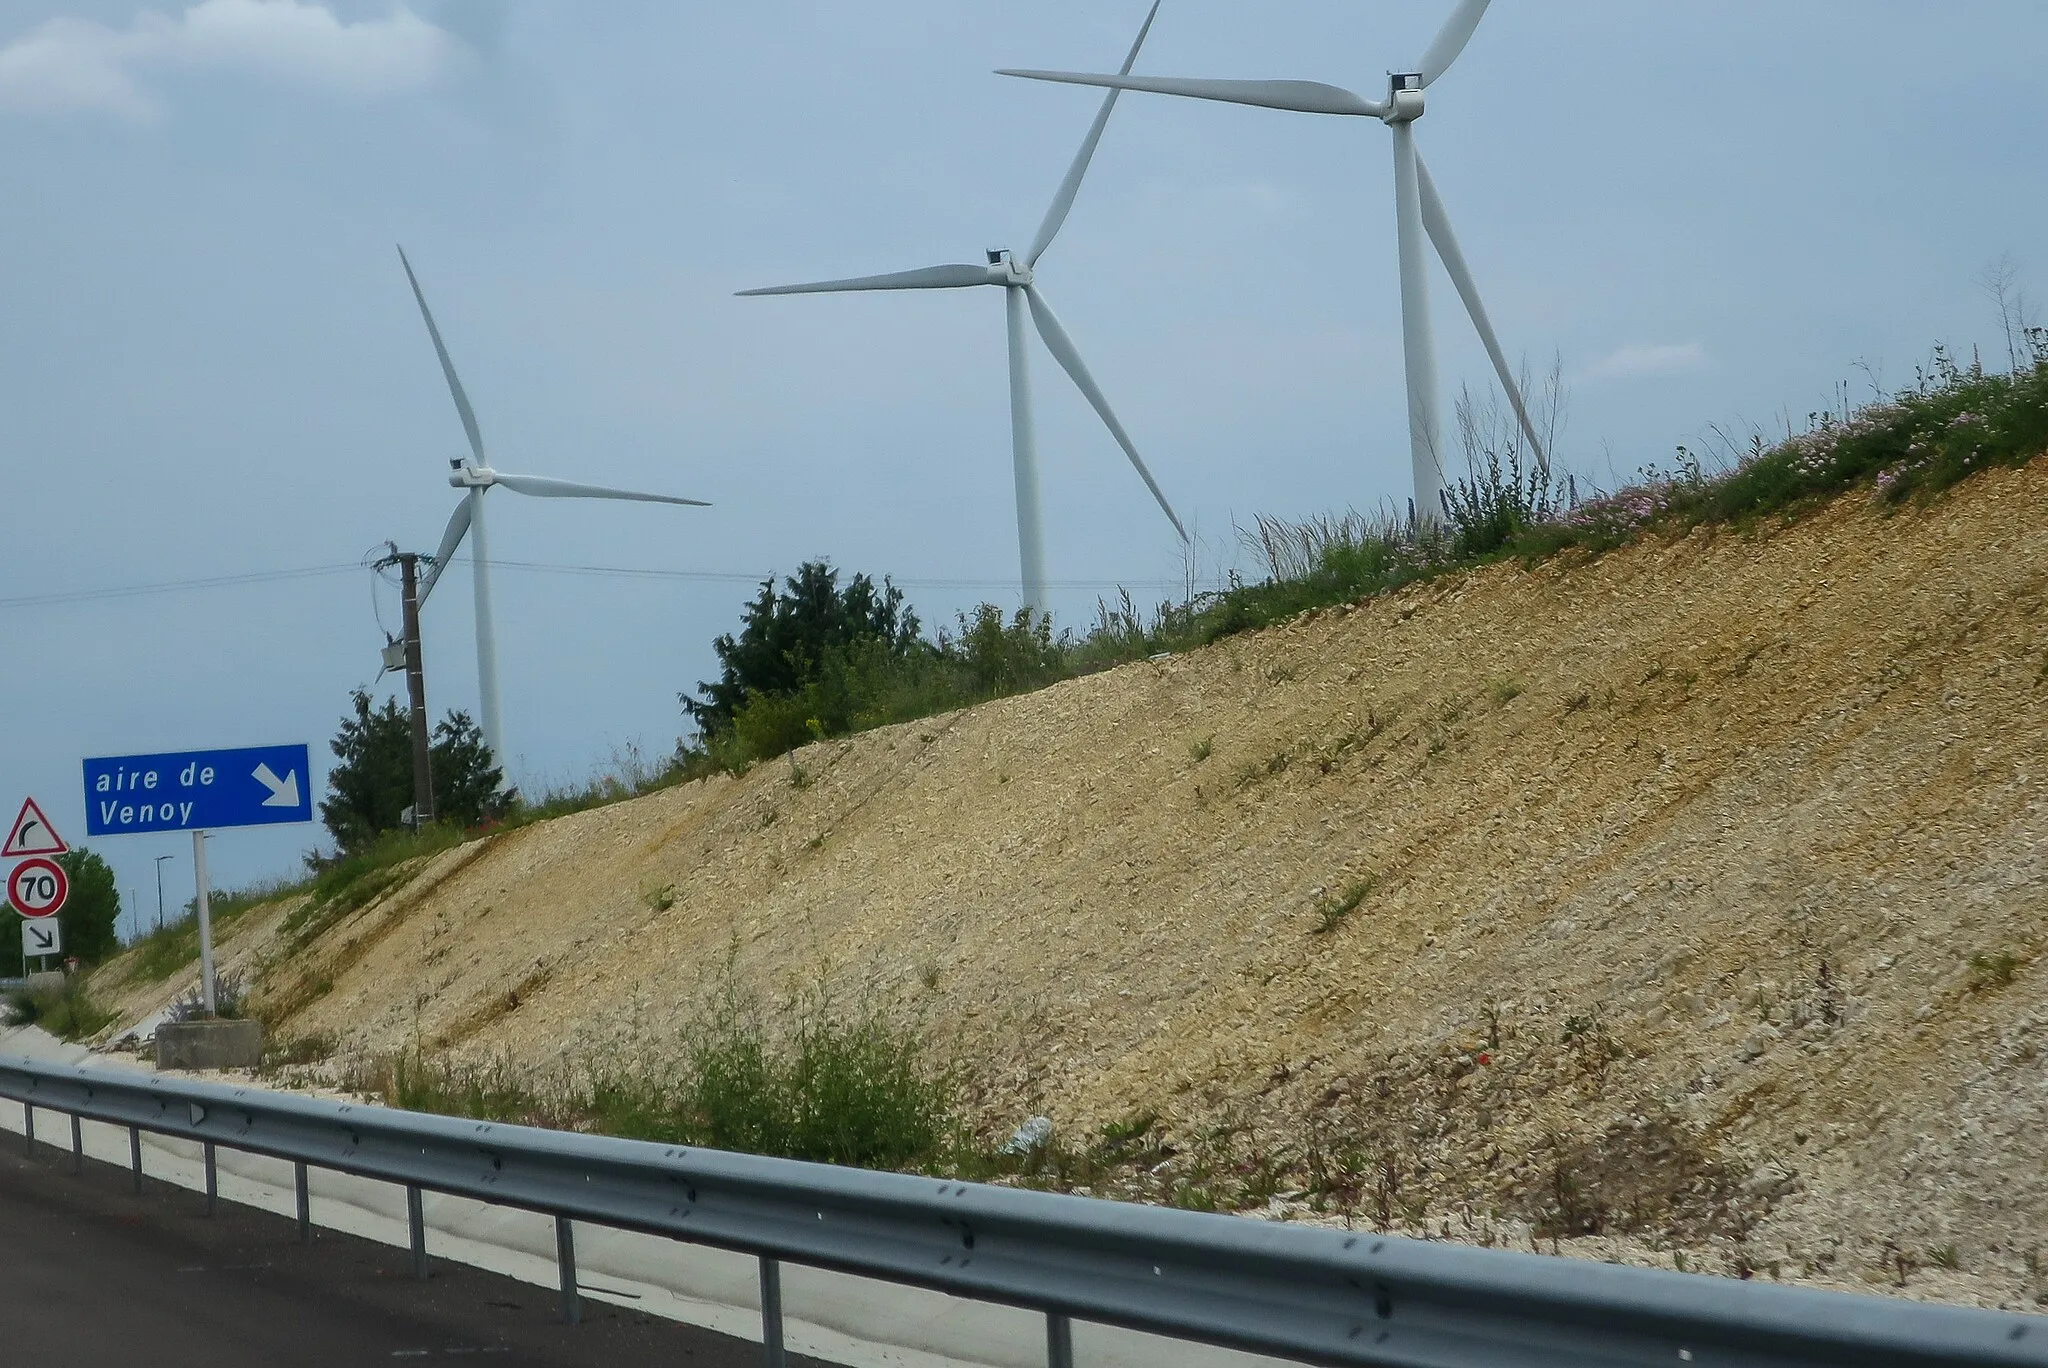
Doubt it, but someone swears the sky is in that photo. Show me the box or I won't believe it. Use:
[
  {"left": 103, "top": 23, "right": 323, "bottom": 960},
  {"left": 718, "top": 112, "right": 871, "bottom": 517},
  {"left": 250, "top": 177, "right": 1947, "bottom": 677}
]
[{"left": 1, "top": 0, "right": 2043, "bottom": 935}]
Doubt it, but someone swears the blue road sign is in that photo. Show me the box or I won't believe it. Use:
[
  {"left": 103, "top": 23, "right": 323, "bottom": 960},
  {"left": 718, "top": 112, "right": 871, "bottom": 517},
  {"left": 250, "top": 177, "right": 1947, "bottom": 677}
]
[{"left": 82, "top": 743, "right": 314, "bottom": 836}]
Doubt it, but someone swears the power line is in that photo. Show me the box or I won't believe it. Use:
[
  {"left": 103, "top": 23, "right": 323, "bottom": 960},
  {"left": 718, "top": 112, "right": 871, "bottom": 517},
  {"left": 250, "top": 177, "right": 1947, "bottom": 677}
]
[
  {"left": 0, "top": 563, "right": 359, "bottom": 611},
  {"left": 488, "top": 559, "right": 1184, "bottom": 591},
  {"left": 0, "top": 557, "right": 1185, "bottom": 613}
]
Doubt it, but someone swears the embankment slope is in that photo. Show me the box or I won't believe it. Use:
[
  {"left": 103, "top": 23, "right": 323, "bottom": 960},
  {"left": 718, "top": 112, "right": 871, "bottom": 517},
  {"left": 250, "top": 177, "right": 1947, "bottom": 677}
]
[{"left": 94, "top": 460, "right": 2048, "bottom": 1306}]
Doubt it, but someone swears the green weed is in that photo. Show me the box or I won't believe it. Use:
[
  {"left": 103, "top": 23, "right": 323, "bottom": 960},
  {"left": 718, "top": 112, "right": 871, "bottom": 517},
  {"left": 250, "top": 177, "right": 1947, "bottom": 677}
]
[
  {"left": 4, "top": 976, "right": 117, "bottom": 1041},
  {"left": 1313, "top": 878, "right": 1377, "bottom": 935},
  {"left": 285, "top": 824, "right": 471, "bottom": 949},
  {"left": 261, "top": 1032, "right": 337, "bottom": 1070},
  {"left": 167, "top": 969, "right": 248, "bottom": 1022},
  {"left": 1968, "top": 951, "right": 2024, "bottom": 991},
  {"left": 126, "top": 881, "right": 283, "bottom": 983},
  {"left": 345, "top": 978, "right": 957, "bottom": 1173}
]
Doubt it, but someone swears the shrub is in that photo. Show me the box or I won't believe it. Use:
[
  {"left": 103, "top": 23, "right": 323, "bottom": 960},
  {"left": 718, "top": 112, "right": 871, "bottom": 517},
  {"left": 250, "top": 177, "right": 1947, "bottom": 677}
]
[
  {"left": 1442, "top": 365, "right": 1575, "bottom": 558},
  {"left": 166, "top": 968, "right": 247, "bottom": 1022},
  {"left": 671, "top": 982, "right": 954, "bottom": 1169},
  {"left": 4, "top": 976, "right": 117, "bottom": 1041},
  {"left": 1541, "top": 344, "right": 2048, "bottom": 555},
  {"left": 261, "top": 1032, "right": 337, "bottom": 1070},
  {"left": 345, "top": 980, "right": 957, "bottom": 1173}
]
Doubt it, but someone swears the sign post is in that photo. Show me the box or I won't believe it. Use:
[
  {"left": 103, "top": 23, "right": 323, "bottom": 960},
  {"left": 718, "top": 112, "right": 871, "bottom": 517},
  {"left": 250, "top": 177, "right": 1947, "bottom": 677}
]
[
  {"left": 4, "top": 799, "right": 71, "bottom": 975},
  {"left": 81, "top": 743, "right": 314, "bottom": 1017},
  {"left": 192, "top": 829, "right": 215, "bottom": 1015}
]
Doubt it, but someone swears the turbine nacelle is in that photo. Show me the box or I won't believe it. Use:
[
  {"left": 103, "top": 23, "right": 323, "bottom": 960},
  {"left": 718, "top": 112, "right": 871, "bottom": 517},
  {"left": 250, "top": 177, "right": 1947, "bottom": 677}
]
[
  {"left": 1384, "top": 73, "right": 1425, "bottom": 124},
  {"left": 450, "top": 461, "right": 495, "bottom": 490},
  {"left": 985, "top": 249, "right": 1033, "bottom": 286}
]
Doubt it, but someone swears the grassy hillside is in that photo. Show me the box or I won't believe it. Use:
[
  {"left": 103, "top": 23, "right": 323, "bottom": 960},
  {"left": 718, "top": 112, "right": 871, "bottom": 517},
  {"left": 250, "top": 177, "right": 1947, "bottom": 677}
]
[{"left": 88, "top": 446, "right": 2048, "bottom": 1312}]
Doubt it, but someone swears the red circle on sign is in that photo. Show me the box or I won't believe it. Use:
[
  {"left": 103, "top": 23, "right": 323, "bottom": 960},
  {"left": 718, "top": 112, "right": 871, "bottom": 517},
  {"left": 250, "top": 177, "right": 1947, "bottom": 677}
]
[{"left": 8, "top": 857, "right": 67, "bottom": 919}]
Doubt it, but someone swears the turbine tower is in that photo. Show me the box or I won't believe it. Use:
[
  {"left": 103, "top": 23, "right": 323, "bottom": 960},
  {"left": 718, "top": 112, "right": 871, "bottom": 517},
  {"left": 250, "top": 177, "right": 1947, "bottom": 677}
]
[
  {"left": 1003, "top": 0, "right": 1545, "bottom": 526},
  {"left": 398, "top": 247, "right": 710, "bottom": 769},
  {"left": 741, "top": 2, "right": 1184, "bottom": 615}
]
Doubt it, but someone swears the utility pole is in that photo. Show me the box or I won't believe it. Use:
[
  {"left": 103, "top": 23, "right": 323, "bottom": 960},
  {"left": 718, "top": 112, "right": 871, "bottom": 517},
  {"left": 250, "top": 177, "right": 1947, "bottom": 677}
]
[
  {"left": 378, "top": 544, "right": 436, "bottom": 828},
  {"left": 154, "top": 853, "right": 172, "bottom": 932}
]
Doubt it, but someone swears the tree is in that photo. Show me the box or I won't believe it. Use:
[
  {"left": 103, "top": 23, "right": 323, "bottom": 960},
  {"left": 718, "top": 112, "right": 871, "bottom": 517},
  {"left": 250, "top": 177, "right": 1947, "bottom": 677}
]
[
  {"left": 319, "top": 689, "right": 511, "bottom": 854},
  {"left": 51, "top": 848, "right": 119, "bottom": 965},
  {"left": 431, "top": 710, "right": 506, "bottom": 831},
  {"left": 684, "top": 562, "right": 920, "bottom": 738}
]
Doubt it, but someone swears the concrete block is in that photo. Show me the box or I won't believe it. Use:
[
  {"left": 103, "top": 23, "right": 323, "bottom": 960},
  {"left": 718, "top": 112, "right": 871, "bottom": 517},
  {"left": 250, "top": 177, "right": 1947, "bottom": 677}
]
[{"left": 154, "top": 1018, "right": 264, "bottom": 1071}]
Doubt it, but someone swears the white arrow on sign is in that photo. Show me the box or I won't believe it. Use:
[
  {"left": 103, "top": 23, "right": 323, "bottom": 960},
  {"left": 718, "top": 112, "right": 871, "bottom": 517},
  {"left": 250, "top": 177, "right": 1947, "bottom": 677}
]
[
  {"left": 253, "top": 763, "right": 300, "bottom": 809},
  {"left": 22, "top": 919, "right": 61, "bottom": 957}
]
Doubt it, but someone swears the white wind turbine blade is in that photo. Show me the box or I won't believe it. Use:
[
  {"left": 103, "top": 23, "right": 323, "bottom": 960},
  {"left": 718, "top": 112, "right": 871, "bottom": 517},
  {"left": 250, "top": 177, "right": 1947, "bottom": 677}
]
[
  {"left": 737, "top": 264, "right": 993, "bottom": 296},
  {"left": 1026, "top": 0, "right": 1160, "bottom": 267},
  {"left": 999, "top": 70, "right": 1383, "bottom": 119},
  {"left": 492, "top": 472, "right": 710, "bottom": 506},
  {"left": 1416, "top": 156, "right": 1546, "bottom": 464},
  {"left": 1023, "top": 283, "right": 1187, "bottom": 542},
  {"left": 1417, "top": 0, "right": 1493, "bottom": 87},
  {"left": 397, "top": 245, "right": 488, "bottom": 467},
  {"left": 417, "top": 494, "right": 473, "bottom": 608}
]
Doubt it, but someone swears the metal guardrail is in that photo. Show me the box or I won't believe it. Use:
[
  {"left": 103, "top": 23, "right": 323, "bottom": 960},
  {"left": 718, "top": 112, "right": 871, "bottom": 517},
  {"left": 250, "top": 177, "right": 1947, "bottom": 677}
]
[{"left": 0, "top": 1055, "right": 2042, "bottom": 1368}]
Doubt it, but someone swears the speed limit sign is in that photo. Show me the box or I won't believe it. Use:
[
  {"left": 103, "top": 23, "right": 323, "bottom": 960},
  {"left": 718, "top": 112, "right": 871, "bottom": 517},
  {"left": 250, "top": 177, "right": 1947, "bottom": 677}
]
[{"left": 7, "top": 857, "right": 68, "bottom": 919}]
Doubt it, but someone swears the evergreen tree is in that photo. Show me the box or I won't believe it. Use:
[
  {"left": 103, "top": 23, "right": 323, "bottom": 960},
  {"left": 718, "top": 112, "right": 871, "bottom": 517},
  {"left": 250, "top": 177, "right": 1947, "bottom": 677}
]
[
  {"left": 319, "top": 689, "right": 511, "bottom": 853},
  {"left": 432, "top": 710, "right": 506, "bottom": 831},
  {"left": 685, "top": 562, "right": 919, "bottom": 737},
  {"left": 48, "top": 848, "right": 119, "bottom": 965}
]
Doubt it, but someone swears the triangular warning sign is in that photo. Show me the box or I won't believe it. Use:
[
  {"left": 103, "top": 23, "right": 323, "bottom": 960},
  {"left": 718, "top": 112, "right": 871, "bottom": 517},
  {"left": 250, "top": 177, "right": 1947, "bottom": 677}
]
[{"left": 3, "top": 798, "right": 68, "bottom": 858}]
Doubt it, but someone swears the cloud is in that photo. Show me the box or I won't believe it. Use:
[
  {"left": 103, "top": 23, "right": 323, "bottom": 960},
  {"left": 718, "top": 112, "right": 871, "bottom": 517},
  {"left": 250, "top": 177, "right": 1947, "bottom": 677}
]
[
  {"left": 0, "top": 0, "right": 467, "bottom": 120},
  {"left": 1581, "top": 342, "right": 1711, "bottom": 383}
]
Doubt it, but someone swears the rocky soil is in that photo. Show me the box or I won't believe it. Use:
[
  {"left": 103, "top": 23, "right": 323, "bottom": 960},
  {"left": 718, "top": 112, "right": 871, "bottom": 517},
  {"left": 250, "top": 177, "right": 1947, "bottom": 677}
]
[{"left": 91, "top": 459, "right": 2048, "bottom": 1311}]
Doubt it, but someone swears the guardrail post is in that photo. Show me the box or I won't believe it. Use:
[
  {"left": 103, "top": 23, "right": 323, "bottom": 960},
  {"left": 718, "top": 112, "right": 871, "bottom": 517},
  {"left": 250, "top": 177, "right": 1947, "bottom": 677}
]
[
  {"left": 555, "top": 1216, "right": 580, "bottom": 1325},
  {"left": 1045, "top": 1312, "right": 1074, "bottom": 1368},
  {"left": 22, "top": 1101, "right": 33, "bottom": 1154},
  {"left": 203, "top": 1141, "right": 218, "bottom": 1215},
  {"left": 758, "top": 1256, "right": 786, "bottom": 1368},
  {"left": 407, "top": 1184, "right": 428, "bottom": 1279},
  {"left": 128, "top": 1125, "right": 142, "bottom": 1194},
  {"left": 294, "top": 1161, "right": 310, "bottom": 1244},
  {"left": 69, "top": 1112, "right": 82, "bottom": 1174}
]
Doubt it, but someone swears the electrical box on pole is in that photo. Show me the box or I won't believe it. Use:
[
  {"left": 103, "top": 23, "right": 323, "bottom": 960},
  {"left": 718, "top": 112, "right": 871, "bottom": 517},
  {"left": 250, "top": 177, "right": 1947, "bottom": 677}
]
[
  {"left": 377, "top": 544, "right": 437, "bottom": 830},
  {"left": 399, "top": 552, "right": 435, "bottom": 828}
]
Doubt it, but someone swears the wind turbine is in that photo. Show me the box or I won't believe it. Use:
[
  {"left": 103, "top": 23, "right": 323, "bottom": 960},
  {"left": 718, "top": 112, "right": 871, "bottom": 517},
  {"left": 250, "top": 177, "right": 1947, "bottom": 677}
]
[
  {"left": 397, "top": 246, "right": 710, "bottom": 769},
  {"left": 740, "top": 2, "right": 1184, "bottom": 615},
  {"left": 1002, "top": 0, "right": 1546, "bottom": 526}
]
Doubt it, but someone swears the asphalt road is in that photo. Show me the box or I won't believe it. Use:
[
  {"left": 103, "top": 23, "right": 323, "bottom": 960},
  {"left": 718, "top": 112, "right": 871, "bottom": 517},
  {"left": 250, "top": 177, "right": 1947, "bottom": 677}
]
[{"left": 0, "top": 1130, "right": 840, "bottom": 1367}]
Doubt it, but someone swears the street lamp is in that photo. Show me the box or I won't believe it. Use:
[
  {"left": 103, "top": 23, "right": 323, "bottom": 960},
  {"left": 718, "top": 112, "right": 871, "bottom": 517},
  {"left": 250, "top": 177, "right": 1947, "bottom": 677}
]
[{"left": 153, "top": 854, "right": 173, "bottom": 932}]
